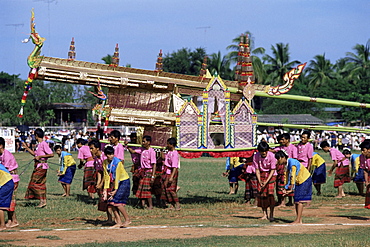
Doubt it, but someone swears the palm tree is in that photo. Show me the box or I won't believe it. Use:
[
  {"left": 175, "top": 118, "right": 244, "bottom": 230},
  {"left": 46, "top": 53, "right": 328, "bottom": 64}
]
[
  {"left": 208, "top": 51, "right": 233, "bottom": 80},
  {"left": 344, "top": 39, "right": 370, "bottom": 83},
  {"left": 101, "top": 54, "right": 113, "bottom": 64},
  {"left": 263, "top": 43, "right": 300, "bottom": 85},
  {"left": 306, "top": 54, "right": 336, "bottom": 89}
]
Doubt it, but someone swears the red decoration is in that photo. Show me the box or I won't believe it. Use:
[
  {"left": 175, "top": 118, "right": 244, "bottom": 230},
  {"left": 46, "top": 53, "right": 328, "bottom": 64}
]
[{"left": 178, "top": 150, "right": 255, "bottom": 159}]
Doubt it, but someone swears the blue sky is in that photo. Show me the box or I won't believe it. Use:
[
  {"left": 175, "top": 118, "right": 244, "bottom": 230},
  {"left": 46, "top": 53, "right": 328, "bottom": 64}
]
[{"left": 1, "top": 0, "right": 369, "bottom": 79}]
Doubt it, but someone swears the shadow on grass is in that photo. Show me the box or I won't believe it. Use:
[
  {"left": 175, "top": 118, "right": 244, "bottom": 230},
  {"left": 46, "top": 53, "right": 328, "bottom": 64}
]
[
  {"left": 79, "top": 218, "right": 107, "bottom": 226},
  {"left": 347, "top": 192, "right": 365, "bottom": 197},
  {"left": 48, "top": 193, "right": 65, "bottom": 197},
  {"left": 233, "top": 215, "right": 261, "bottom": 220},
  {"left": 75, "top": 194, "right": 96, "bottom": 205},
  {"left": 179, "top": 195, "right": 239, "bottom": 205},
  {"left": 329, "top": 215, "right": 370, "bottom": 221},
  {"left": 20, "top": 201, "right": 40, "bottom": 207},
  {"left": 233, "top": 215, "right": 293, "bottom": 223},
  {"left": 210, "top": 190, "right": 234, "bottom": 195}
]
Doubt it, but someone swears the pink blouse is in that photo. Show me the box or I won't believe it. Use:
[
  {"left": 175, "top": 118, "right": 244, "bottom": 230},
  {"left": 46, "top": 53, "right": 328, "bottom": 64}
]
[
  {"left": 35, "top": 141, "right": 53, "bottom": 169},
  {"left": 329, "top": 148, "right": 349, "bottom": 166},
  {"left": 245, "top": 163, "right": 256, "bottom": 174},
  {"left": 275, "top": 143, "right": 298, "bottom": 159},
  {"left": 296, "top": 142, "right": 314, "bottom": 168},
  {"left": 253, "top": 151, "right": 277, "bottom": 175},
  {"left": 130, "top": 146, "right": 141, "bottom": 166},
  {"left": 135, "top": 147, "right": 156, "bottom": 170},
  {"left": 113, "top": 143, "right": 124, "bottom": 161},
  {"left": 0, "top": 149, "right": 19, "bottom": 182},
  {"left": 164, "top": 150, "right": 179, "bottom": 175},
  {"left": 78, "top": 145, "right": 94, "bottom": 168}
]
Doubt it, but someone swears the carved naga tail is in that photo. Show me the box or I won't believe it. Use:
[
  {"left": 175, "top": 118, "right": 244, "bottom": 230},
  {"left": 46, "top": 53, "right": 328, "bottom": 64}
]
[
  {"left": 18, "top": 9, "right": 46, "bottom": 118},
  {"left": 266, "top": 63, "right": 307, "bottom": 96},
  {"left": 27, "top": 8, "right": 46, "bottom": 68}
]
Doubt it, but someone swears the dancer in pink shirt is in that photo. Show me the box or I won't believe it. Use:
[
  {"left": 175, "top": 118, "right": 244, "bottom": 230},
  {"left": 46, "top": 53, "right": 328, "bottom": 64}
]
[
  {"left": 127, "top": 136, "right": 157, "bottom": 209},
  {"left": 108, "top": 130, "right": 124, "bottom": 161},
  {"left": 23, "top": 128, "right": 54, "bottom": 208},
  {"left": 321, "top": 141, "right": 350, "bottom": 198},
  {"left": 0, "top": 137, "right": 19, "bottom": 228},
  {"left": 161, "top": 138, "right": 181, "bottom": 210}
]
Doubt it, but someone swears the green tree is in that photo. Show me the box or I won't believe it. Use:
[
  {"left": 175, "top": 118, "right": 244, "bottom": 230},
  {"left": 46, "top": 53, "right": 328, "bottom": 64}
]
[
  {"left": 263, "top": 43, "right": 300, "bottom": 85},
  {"left": 207, "top": 51, "right": 234, "bottom": 80},
  {"left": 162, "top": 47, "right": 207, "bottom": 76},
  {"left": 101, "top": 54, "right": 113, "bottom": 64},
  {"left": 306, "top": 54, "right": 336, "bottom": 89},
  {"left": 344, "top": 39, "right": 370, "bottom": 83}
]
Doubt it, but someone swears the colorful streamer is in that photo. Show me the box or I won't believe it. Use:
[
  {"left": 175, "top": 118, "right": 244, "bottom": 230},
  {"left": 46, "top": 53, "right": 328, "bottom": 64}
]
[{"left": 18, "top": 68, "right": 38, "bottom": 118}]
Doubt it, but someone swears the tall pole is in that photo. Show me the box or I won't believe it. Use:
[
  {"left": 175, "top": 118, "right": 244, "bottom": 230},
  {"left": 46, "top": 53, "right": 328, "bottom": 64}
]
[
  {"left": 5, "top": 23, "right": 24, "bottom": 89},
  {"left": 196, "top": 26, "right": 211, "bottom": 48},
  {"left": 34, "top": 0, "right": 58, "bottom": 56},
  {"left": 254, "top": 91, "right": 370, "bottom": 109}
]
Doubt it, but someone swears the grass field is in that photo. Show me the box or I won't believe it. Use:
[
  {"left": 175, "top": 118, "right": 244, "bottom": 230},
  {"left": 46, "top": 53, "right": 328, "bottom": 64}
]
[{"left": 1, "top": 150, "right": 369, "bottom": 246}]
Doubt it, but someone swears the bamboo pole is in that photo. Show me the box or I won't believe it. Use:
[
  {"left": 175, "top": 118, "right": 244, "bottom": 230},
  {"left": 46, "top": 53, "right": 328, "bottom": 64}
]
[
  {"left": 254, "top": 91, "right": 370, "bottom": 108},
  {"left": 257, "top": 122, "right": 370, "bottom": 133},
  {"left": 101, "top": 140, "right": 301, "bottom": 152}
]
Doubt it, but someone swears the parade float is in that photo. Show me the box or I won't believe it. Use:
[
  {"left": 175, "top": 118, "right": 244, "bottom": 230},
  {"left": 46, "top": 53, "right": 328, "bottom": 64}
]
[{"left": 18, "top": 10, "right": 370, "bottom": 157}]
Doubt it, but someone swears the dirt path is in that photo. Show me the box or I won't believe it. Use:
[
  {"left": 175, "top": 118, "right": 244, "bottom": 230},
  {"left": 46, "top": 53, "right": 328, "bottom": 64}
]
[{"left": 1, "top": 206, "right": 370, "bottom": 246}]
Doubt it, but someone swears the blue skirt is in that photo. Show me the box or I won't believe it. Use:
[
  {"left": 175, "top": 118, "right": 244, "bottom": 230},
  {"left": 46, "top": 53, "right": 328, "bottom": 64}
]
[
  {"left": 58, "top": 165, "right": 77, "bottom": 184},
  {"left": 353, "top": 168, "right": 365, "bottom": 183},
  {"left": 312, "top": 164, "right": 326, "bottom": 184},
  {"left": 109, "top": 179, "right": 130, "bottom": 205},
  {"left": 0, "top": 180, "right": 14, "bottom": 209},
  {"left": 294, "top": 177, "right": 312, "bottom": 203},
  {"left": 228, "top": 166, "right": 242, "bottom": 183}
]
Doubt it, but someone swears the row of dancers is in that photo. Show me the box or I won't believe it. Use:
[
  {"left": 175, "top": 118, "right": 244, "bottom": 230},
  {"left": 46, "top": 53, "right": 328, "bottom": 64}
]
[
  {"left": 0, "top": 129, "right": 180, "bottom": 230},
  {"left": 224, "top": 131, "right": 370, "bottom": 223},
  {"left": 1, "top": 129, "right": 369, "bottom": 230}
]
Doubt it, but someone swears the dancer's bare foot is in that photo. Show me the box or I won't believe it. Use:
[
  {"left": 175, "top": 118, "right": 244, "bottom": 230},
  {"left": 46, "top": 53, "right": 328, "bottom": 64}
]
[
  {"left": 35, "top": 203, "right": 46, "bottom": 208},
  {"left": 5, "top": 222, "right": 19, "bottom": 228},
  {"left": 121, "top": 221, "right": 132, "bottom": 228},
  {"left": 290, "top": 221, "right": 302, "bottom": 225},
  {"left": 0, "top": 227, "right": 7, "bottom": 231},
  {"left": 260, "top": 215, "right": 268, "bottom": 220},
  {"left": 109, "top": 224, "right": 122, "bottom": 228},
  {"left": 335, "top": 195, "right": 343, "bottom": 198},
  {"left": 62, "top": 193, "right": 67, "bottom": 197}
]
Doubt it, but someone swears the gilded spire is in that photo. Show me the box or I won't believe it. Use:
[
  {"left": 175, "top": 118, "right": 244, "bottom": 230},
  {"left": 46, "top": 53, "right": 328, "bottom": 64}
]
[
  {"left": 199, "top": 56, "right": 208, "bottom": 77},
  {"left": 236, "top": 34, "right": 254, "bottom": 89},
  {"left": 110, "top": 43, "right": 119, "bottom": 67},
  {"left": 155, "top": 49, "right": 163, "bottom": 72},
  {"left": 68, "top": 37, "right": 76, "bottom": 61}
]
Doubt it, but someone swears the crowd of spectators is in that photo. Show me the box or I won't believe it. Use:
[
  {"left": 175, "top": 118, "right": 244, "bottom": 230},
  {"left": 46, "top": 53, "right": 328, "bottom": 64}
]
[
  {"left": 14, "top": 129, "right": 101, "bottom": 153},
  {"left": 257, "top": 129, "right": 368, "bottom": 151}
]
